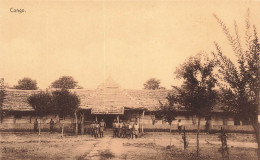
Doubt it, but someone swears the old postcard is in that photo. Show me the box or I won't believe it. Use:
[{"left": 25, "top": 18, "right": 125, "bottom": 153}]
[{"left": 0, "top": 0, "right": 259, "bottom": 159}]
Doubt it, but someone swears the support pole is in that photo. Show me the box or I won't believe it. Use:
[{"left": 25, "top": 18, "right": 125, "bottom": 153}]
[
  {"left": 75, "top": 111, "right": 78, "bottom": 135},
  {"left": 81, "top": 112, "right": 85, "bottom": 135},
  {"left": 142, "top": 111, "right": 145, "bottom": 133}
]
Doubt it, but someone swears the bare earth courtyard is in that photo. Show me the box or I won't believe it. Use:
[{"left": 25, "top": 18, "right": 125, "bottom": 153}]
[{"left": 0, "top": 131, "right": 258, "bottom": 160}]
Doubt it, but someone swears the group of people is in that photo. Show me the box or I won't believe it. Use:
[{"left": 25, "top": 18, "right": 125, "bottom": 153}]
[
  {"left": 112, "top": 119, "right": 139, "bottom": 139},
  {"left": 90, "top": 119, "right": 106, "bottom": 138}
]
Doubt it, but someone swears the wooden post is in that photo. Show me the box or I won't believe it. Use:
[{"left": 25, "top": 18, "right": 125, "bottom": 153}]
[
  {"left": 62, "top": 117, "right": 64, "bottom": 137},
  {"left": 81, "top": 112, "right": 85, "bottom": 135},
  {"left": 75, "top": 111, "right": 78, "bottom": 135},
  {"left": 142, "top": 111, "right": 145, "bottom": 133}
]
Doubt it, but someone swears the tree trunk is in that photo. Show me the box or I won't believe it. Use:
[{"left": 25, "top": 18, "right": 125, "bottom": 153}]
[
  {"left": 142, "top": 111, "right": 145, "bottom": 133},
  {"left": 81, "top": 112, "right": 85, "bottom": 135},
  {"left": 169, "top": 123, "right": 172, "bottom": 133},
  {"left": 252, "top": 122, "right": 260, "bottom": 160},
  {"left": 197, "top": 116, "right": 201, "bottom": 157},
  {"left": 75, "top": 111, "right": 78, "bottom": 135},
  {"left": 61, "top": 117, "right": 64, "bottom": 137},
  {"left": 39, "top": 118, "right": 41, "bottom": 136}
]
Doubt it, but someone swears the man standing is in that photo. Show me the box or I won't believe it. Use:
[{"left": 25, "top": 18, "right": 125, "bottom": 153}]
[
  {"left": 50, "top": 118, "right": 54, "bottom": 133},
  {"left": 94, "top": 121, "right": 100, "bottom": 138},
  {"left": 91, "top": 121, "right": 95, "bottom": 136},
  {"left": 118, "top": 120, "right": 123, "bottom": 138},
  {"left": 177, "top": 119, "right": 182, "bottom": 134},
  {"left": 115, "top": 120, "right": 119, "bottom": 137},
  {"left": 34, "top": 119, "right": 38, "bottom": 133},
  {"left": 122, "top": 121, "right": 126, "bottom": 138},
  {"left": 99, "top": 119, "right": 106, "bottom": 137},
  {"left": 128, "top": 120, "right": 134, "bottom": 139},
  {"left": 133, "top": 121, "right": 139, "bottom": 138},
  {"left": 112, "top": 119, "right": 117, "bottom": 137}
]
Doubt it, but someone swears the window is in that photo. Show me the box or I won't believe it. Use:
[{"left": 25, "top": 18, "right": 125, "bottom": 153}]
[{"left": 14, "top": 114, "right": 22, "bottom": 119}]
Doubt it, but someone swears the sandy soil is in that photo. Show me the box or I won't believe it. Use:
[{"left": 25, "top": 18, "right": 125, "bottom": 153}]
[{"left": 0, "top": 131, "right": 258, "bottom": 160}]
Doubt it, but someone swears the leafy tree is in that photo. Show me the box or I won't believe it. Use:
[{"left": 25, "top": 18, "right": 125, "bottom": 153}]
[
  {"left": 14, "top": 77, "right": 38, "bottom": 90},
  {"left": 156, "top": 94, "right": 177, "bottom": 133},
  {"left": 173, "top": 53, "right": 217, "bottom": 157},
  {"left": 143, "top": 78, "right": 165, "bottom": 90},
  {"left": 213, "top": 11, "right": 260, "bottom": 157},
  {"left": 0, "top": 78, "right": 6, "bottom": 122},
  {"left": 27, "top": 91, "right": 53, "bottom": 135},
  {"left": 51, "top": 76, "right": 78, "bottom": 89},
  {"left": 52, "top": 89, "right": 80, "bottom": 136}
]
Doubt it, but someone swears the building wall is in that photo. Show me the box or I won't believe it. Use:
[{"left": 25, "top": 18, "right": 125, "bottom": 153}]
[
  {"left": 0, "top": 111, "right": 254, "bottom": 133},
  {"left": 0, "top": 114, "right": 75, "bottom": 132}
]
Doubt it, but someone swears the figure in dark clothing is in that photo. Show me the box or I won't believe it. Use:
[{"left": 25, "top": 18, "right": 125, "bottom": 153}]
[
  {"left": 112, "top": 119, "right": 117, "bottom": 137},
  {"left": 50, "top": 119, "right": 54, "bottom": 133},
  {"left": 34, "top": 119, "right": 38, "bottom": 133},
  {"left": 177, "top": 119, "right": 182, "bottom": 134}
]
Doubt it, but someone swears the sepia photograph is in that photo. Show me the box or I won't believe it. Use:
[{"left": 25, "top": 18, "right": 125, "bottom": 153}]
[{"left": 0, "top": 0, "right": 259, "bottom": 159}]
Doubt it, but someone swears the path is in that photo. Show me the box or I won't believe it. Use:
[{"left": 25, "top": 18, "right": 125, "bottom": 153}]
[{"left": 84, "top": 130, "right": 115, "bottom": 160}]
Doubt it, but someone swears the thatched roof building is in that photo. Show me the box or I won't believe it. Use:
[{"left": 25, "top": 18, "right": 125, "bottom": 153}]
[{"left": 3, "top": 77, "right": 170, "bottom": 113}]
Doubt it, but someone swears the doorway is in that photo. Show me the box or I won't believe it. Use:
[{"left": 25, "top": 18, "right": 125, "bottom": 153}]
[{"left": 95, "top": 114, "right": 123, "bottom": 128}]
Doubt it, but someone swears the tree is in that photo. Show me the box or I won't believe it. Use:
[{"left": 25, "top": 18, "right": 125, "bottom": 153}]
[
  {"left": 14, "top": 77, "right": 38, "bottom": 90},
  {"left": 156, "top": 94, "right": 177, "bottom": 133},
  {"left": 173, "top": 53, "right": 217, "bottom": 157},
  {"left": 143, "top": 78, "right": 165, "bottom": 90},
  {"left": 52, "top": 89, "right": 80, "bottom": 136},
  {"left": 0, "top": 78, "right": 6, "bottom": 122},
  {"left": 51, "top": 76, "right": 78, "bottom": 89},
  {"left": 213, "top": 10, "right": 260, "bottom": 158},
  {"left": 27, "top": 91, "right": 53, "bottom": 135}
]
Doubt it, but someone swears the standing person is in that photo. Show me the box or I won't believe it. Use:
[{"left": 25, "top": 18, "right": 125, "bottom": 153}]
[
  {"left": 128, "top": 120, "right": 134, "bottom": 139},
  {"left": 177, "top": 119, "right": 182, "bottom": 134},
  {"left": 118, "top": 120, "right": 123, "bottom": 138},
  {"left": 112, "top": 119, "right": 117, "bottom": 137},
  {"left": 50, "top": 118, "right": 54, "bottom": 133},
  {"left": 91, "top": 121, "right": 95, "bottom": 136},
  {"left": 133, "top": 121, "right": 139, "bottom": 138},
  {"left": 99, "top": 119, "right": 106, "bottom": 137},
  {"left": 94, "top": 121, "right": 100, "bottom": 138},
  {"left": 122, "top": 121, "right": 126, "bottom": 138},
  {"left": 125, "top": 121, "right": 130, "bottom": 138},
  {"left": 34, "top": 119, "right": 38, "bottom": 133},
  {"left": 115, "top": 120, "right": 120, "bottom": 137}
]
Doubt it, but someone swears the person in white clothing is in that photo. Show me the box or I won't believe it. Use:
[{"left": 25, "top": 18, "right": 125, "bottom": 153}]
[{"left": 133, "top": 121, "right": 139, "bottom": 138}]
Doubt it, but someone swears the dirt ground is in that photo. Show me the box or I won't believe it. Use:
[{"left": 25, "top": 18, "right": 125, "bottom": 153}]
[{"left": 0, "top": 130, "right": 258, "bottom": 160}]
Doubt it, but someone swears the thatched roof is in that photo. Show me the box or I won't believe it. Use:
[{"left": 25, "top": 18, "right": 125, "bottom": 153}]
[
  {"left": 3, "top": 89, "right": 41, "bottom": 111},
  {"left": 2, "top": 79, "right": 224, "bottom": 114},
  {"left": 2, "top": 78, "right": 170, "bottom": 112},
  {"left": 86, "top": 77, "right": 144, "bottom": 114}
]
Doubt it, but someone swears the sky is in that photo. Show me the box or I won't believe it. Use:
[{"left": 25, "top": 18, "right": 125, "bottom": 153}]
[{"left": 0, "top": 0, "right": 259, "bottom": 89}]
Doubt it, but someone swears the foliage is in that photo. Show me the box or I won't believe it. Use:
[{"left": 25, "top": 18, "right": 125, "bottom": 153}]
[
  {"left": 173, "top": 53, "right": 218, "bottom": 117},
  {"left": 27, "top": 91, "right": 53, "bottom": 117},
  {"left": 173, "top": 53, "right": 217, "bottom": 157},
  {"left": 156, "top": 94, "right": 177, "bottom": 125},
  {"left": 143, "top": 78, "right": 165, "bottom": 90},
  {"left": 14, "top": 77, "right": 38, "bottom": 90},
  {"left": 213, "top": 10, "right": 259, "bottom": 124},
  {"left": 51, "top": 76, "right": 78, "bottom": 89},
  {"left": 52, "top": 89, "right": 80, "bottom": 118}
]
